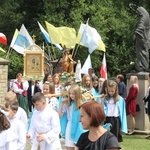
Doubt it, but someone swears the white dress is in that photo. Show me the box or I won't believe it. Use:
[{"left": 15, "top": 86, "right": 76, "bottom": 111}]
[
  {"left": 45, "top": 97, "right": 58, "bottom": 111},
  {"left": 0, "top": 128, "right": 17, "bottom": 150},
  {"left": 55, "top": 85, "right": 63, "bottom": 94},
  {"left": 48, "top": 97, "right": 58, "bottom": 111},
  {"left": 28, "top": 105, "right": 62, "bottom": 150}
]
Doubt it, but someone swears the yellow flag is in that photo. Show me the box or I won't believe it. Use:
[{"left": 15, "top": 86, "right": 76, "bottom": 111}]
[
  {"left": 45, "top": 21, "right": 76, "bottom": 49},
  {"left": 45, "top": 21, "right": 62, "bottom": 44},
  {"left": 0, "top": 47, "right": 6, "bottom": 53},
  {"left": 58, "top": 27, "right": 76, "bottom": 48}
]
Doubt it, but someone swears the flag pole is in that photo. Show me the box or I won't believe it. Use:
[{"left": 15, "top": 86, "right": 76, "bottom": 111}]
[
  {"left": 45, "top": 40, "right": 55, "bottom": 74},
  {"left": 6, "top": 47, "right": 12, "bottom": 59},
  {"left": 72, "top": 44, "right": 80, "bottom": 58},
  {"left": 50, "top": 42, "right": 56, "bottom": 60},
  {"left": 72, "top": 18, "right": 90, "bottom": 58},
  {"left": 48, "top": 34, "right": 56, "bottom": 60},
  {"left": 43, "top": 43, "right": 54, "bottom": 75},
  {"left": 46, "top": 43, "right": 54, "bottom": 61},
  {"left": 71, "top": 44, "right": 76, "bottom": 57},
  {"left": 6, "top": 29, "right": 19, "bottom": 59}
]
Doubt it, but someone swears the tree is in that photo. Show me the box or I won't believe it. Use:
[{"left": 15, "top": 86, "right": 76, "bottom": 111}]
[{"left": 0, "top": 0, "right": 150, "bottom": 78}]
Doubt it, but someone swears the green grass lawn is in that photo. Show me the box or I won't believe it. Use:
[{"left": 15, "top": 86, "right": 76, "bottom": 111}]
[
  {"left": 120, "top": 134, "right": 150, "bottom": 150},
  {"left": 26, "top": 134, "right": 150, "bottom": 150}
]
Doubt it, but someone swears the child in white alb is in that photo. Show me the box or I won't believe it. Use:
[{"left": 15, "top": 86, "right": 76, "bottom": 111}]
[
  {"left": 27, "top": 92, "right": 62, "bottom": 150},
  {"left": 5, "top": 91, "right": 28, "bottom": 130},
  {"left": 5, "top": 101, "right": 26, "bottom": 150}
]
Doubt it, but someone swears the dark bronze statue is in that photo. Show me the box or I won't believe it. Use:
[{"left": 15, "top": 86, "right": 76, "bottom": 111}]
[{"left": 135, "top": 6, "right": 150, "bottom": 72}]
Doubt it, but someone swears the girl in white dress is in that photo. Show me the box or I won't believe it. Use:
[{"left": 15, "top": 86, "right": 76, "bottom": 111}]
[
  {"left": 53, "top": 73, "right": 63, "bottom": 96},
  {"left": 43, "top": 82, "right": 58, "bottom": 111}
]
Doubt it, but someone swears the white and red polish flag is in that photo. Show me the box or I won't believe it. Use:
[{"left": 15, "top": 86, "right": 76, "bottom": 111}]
[
  {"left": 100, "top": 53, "right": 107, "bottom": 79},
  {"left": 0, "top": 33, "right": 7, "bottom": 45}
]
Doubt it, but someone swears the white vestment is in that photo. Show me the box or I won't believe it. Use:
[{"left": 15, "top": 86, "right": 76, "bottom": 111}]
[
  {"left": 16, "top": 107, "right": 28, "bottom": 130},
  {"left": 9, "top": 118, "right": 26, "bottom": 150},
  {"left": 28, "top": 105, "right": 62, "bottom": 150},
  {"left": 0, "top": 128, "right": 17, "bottom": 150}
]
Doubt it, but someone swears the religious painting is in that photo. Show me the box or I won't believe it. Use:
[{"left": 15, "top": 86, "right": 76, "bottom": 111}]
[{"left": 24, "top": 51, "right": 44, "bottom": 77}]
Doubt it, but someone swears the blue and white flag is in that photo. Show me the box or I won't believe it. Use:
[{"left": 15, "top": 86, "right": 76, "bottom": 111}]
[
  {"left": 37, "top": 21, "right": 62, "bottom": 50},
  {"left": 12, "top": 24, "right": 33, "bottom": 54},
  {"left": 76, "top": 22, "right": 105, "bottom": 54}
]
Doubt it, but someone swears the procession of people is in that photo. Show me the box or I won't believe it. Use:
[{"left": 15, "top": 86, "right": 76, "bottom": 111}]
[
  {"left": 1, "top": 59, "right": 137, "bottom": 150},
  {"left": 0, "top": 42, "right": 148, "bottom": 150}
]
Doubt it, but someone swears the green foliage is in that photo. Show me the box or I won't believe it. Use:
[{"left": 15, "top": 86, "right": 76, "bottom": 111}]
[
  {"left": 0, "top": 0, "right": 23, "bottom": 43},
  {"left": 0, "top": 49, "right": 7, "bottom": 58},
  {"left": 8, "top": 51, "right": 23, "bottom": 79},
  {"left": 0, "top": 0, "right": 150, "bottom": 78}
]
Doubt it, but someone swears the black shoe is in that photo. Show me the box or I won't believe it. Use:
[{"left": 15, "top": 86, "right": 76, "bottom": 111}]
[{"left": 118, "top": 134, "right": 123, "bottom": 142}]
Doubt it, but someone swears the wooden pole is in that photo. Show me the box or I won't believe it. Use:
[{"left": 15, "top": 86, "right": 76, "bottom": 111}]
[
  {"left": 6, "top": 47, "right": 12, "bottom": 59},
  {"left": 72, "top": 44, "right": 80, "bottom": 58}
]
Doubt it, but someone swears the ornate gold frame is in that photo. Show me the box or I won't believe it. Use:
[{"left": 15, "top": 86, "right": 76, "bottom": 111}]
[{"left": 24, "top": 51, "right": 44, "bottom": 77}]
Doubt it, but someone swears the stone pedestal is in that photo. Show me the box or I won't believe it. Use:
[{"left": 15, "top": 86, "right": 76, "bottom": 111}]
[
  {"left": 0, "top": 58, "right": 9, "bottom": 106},
  {"left": 126, "top": 72, "right": 150, "bottom": 131}
]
